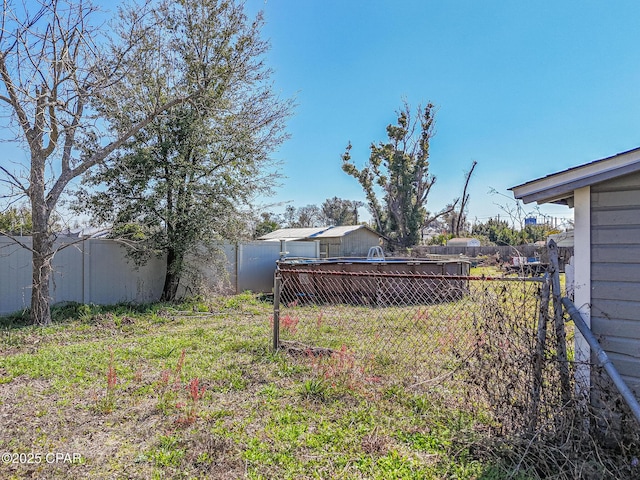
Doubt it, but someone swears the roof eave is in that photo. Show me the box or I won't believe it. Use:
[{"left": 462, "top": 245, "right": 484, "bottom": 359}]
[{"left": 511, "top": 156, "right": 640, "bottom": 206}]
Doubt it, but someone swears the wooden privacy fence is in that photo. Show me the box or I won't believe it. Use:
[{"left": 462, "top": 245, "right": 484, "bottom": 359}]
[{"left": 416, "top": 244, "right": 542, "bottom": 259}]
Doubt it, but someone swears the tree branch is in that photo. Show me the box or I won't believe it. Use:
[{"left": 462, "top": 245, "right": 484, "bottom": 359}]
[
  {"left": 0, "top": 165, "right": 29, "bottom": 196},
  {"left": 47, "top": 92, "right": 201, "bottom": 211},
  {"left": 0, "top": 231, "right": 35, "bottom": 253}
]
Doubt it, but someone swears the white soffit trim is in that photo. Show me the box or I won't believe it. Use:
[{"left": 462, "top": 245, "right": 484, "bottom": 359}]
[{"left": 510, "top": 147, "right": 640, "bottom": 205}]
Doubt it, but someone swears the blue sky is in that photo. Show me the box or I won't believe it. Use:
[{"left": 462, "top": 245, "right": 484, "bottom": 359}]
[{"left": 244, "top": 0, "right": 640, "bottom": 228}]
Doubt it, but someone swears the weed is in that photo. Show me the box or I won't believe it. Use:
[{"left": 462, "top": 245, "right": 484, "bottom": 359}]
[
  {"left": 193, "top": 303, "right": 209, "bottom": 313},
  {"left": 413, "top": 307, "right": 430, "bottom": 321},
  {"left": 307, "top": 344, "right": 361, "bottom": 392},
  {"left": 177, "top": 377, "right": 206, "bottom": 425},
  {"left": 220, "top": 291, "right": 264, "bottom": 312},
  {"left": 259, "top": 383, "right": 281, "bottom": 399},
  {"left": 299, "top": 378, "right": 327, "bottom": 401},
  {"left": 382, "top": 384, "right": 405, "bottom": 400},
  {"left": 375, "top": 353, "right": 393, "bottom": 367},
  {"left": 146, "top": 434, "right": 185, "bottom": 467},
  {"left": 96, "top": 347, "right": 117, "bottom": 413},
  {"left": 175, "top": 349, "right": 186, "bottom": 377},
  {"left": 155, "top": 349, "right": 188, "bottom": 416},
  {"left": 361, "top": 429, "right": 388, "bottom": 456},
  {"left": 410, "top": 395, "right": 432, "bottom": 416},
  {"left": 281, "top": 314, "right": 299, "bottom": 335}
]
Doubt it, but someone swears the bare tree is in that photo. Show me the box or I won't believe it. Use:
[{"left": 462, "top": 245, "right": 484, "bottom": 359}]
[
  {"left": 282, "top": 204, "right": 323, "bottom": 228},
  {"left": 454, "top": 160, "right": 477, "bottom": 236},
  {"left": 0, "top": 0, "right": 231, "bottom": 324}
]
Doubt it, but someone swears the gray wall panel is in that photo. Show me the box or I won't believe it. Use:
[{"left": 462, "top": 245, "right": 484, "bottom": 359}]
[{"left": 590, "top": 174, "right": 640, "bottom": 390}]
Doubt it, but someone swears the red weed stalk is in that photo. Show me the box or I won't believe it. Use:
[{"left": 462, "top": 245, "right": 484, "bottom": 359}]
[
  {"left": 307, "top": 344, "right": 363, "bottom": 392},
  {"left": 155, "top": 350, "right": 189, "bottom": 417},
  {"left": 98, "top": 347, "right": 117, "bottom": 412},
  {"left": 281, "top": 314, "right": 299, "bottom": 335},
  {"left": 175, "top": 349, "right": 186, "bottom": 374},
  {"left": 158, "top": 369, "right": 171, "bottom": 387},
  {"left": 188, "top": 377, "right": 206, "bottom": 402},
  {"left": 177, "top": 377, "right": 207, "bottom": 425},
  {"left": 173, "top": 349, "right": 186, "bottom": 390}
]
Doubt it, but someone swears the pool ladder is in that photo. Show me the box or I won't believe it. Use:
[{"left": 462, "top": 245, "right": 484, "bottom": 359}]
[{"left": 366, "top": 246, "right": 385, "bottom": 261}]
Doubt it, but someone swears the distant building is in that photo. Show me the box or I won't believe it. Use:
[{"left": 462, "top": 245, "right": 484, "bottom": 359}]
[
  {"left": 446, "top": 237, "right": 481, "bottom": 247},
  {"left": 258, "top": 225, "right": 383, "bottom": 257},
  {"left": 58, "top": 227, "right": 111, "bottom": 238},
  {"left": 547, "top": 230, "right": 573, "bottom": 248}
]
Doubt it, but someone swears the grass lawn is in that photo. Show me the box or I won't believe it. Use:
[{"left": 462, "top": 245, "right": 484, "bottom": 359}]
[{"left": 0, "top": 293, "right": 519, "bottom": 480}]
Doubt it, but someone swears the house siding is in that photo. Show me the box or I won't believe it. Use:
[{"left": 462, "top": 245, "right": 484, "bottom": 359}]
[{"left": 591, "top": 172, "right": 640, "bottom": 392}]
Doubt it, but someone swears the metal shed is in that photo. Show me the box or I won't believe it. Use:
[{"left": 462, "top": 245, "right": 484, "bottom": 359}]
[
  {"left": 259, "top": 225, "right": 383, "bottom": 258},
  {"left": 510, "top": 146, "right": 640, "bottom": 406}
]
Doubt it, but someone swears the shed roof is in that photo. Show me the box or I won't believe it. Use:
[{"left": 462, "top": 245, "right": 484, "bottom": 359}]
[
  {"left": 58, "top": 227, "right": 111, "bottom": 238},
  {"left": 258, "top": 227, "right": 331, "bottom": 241},
  {"left": 510, "top": 146, "right": 640, "bottom": 206},
  {"left": 312, "top": 225, "right": 379, "bottom": 239},
  {"left": 258, "top": 225, "right": 380, "bottom": 241}
]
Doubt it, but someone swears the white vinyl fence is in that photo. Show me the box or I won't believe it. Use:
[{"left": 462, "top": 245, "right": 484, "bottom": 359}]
[
  {"left": 178, "top": 240, "right": 319, "bottom": 297},
  {"left": 230, "top": 240, "right": 319, "bottom": 293},
  {"left": 0, "top": 237, "right": 319, "bottom": 315}
]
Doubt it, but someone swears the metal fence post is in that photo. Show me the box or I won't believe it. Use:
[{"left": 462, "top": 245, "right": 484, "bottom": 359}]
[
  {"left": 273, "top": 273, "right": 281, "bottom": 352},
  {"left": 530, "top": 272, "right": 551, "bottom": 433},
  {"left": 548, "top": 239, "right": 572, "bottom": 406}
]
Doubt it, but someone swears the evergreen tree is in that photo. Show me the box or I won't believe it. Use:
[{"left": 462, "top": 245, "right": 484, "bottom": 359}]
[
  {"left": 321, "top": 197, "right": 363, "bottom": 225},
  {"left": 76, "top": 0, "right": 291, "bottom": 300}
]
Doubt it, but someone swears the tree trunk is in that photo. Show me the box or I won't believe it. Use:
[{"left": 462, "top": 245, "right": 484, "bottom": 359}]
[
  {"left": 31, "top": 231, "right": 54, "bottom": 325},
  {"left": 29, "top": 148, "right": 55, "bottom": 325},
  {"left": 162, "top": 247, "right": 182, "bottom": 301},
  {"left": 30, "top": 190, "right": 54, "bottom": 325}
]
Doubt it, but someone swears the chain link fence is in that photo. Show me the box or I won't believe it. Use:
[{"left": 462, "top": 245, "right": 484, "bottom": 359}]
[
  {"left": 272, "top": 264, "right": 547, "bottom": 399},
  {"left": 270, "top": 251, "right": 640, "bottom": 478}
]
